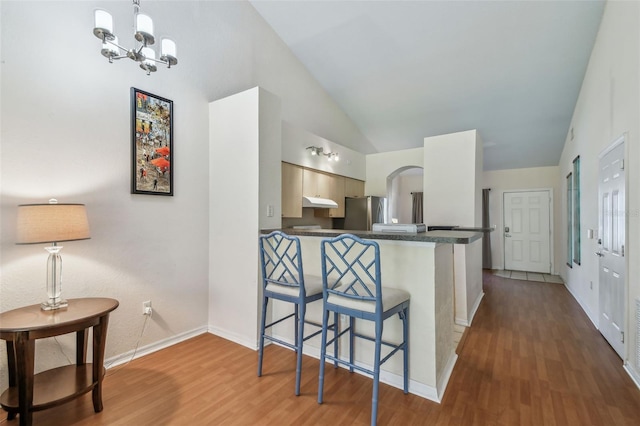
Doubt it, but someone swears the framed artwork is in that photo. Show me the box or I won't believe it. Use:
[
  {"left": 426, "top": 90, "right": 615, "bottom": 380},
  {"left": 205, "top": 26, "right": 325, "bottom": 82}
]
[{"left": 131, "top": 88, "right": 173, "bottom": 196}]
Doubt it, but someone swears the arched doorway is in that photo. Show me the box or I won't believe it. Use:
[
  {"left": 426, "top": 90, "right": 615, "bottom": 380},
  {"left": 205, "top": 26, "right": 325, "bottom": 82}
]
[{"left": 386, "top": 166, "right": 424, "bottom": 224}]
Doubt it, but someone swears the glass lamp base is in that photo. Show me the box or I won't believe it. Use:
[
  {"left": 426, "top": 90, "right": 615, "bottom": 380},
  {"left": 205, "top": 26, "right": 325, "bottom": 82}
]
[{"left": 41, "top": 299, "right": 68, "bottom": 311}]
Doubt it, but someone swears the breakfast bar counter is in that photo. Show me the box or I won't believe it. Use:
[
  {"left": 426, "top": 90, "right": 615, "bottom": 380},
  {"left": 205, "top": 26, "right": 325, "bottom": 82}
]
[
  {"left": 260, "top": 228, "right": 483, "bottom": 402},
  {"left": 261, "top": 228, "right": 482, "bottom": 244}
]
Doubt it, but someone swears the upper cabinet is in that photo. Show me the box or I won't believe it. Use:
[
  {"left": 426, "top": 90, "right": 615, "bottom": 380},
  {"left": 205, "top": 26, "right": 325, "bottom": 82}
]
[
  {"left": 345, "top": 178, "right": 365, "bottom": 198},
  {"left": 329, "top": 175, "right": 345, "bottom": 218},
  {"left": 282, "top": 162, "right": 303, "bottom": 218},
  {"left": 283, "top": 162, "right": 365, "bottom": 219},
  {"left": 303, "top": 168, "right": 332, "bottom": 199}
]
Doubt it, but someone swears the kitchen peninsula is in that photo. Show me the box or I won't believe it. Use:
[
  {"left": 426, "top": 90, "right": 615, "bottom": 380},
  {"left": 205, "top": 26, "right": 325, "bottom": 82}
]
[{"left": 260, "top": 228, "right": 482, "bottom": 402}]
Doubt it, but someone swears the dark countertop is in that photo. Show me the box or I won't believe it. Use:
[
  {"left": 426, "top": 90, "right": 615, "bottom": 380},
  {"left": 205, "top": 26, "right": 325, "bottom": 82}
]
[
  {"left": 452, "top": 227, "right": 494, "bottom": 232},
  {"left": 260, "top": 228, "right": 483, "bottom": 244},
  {"left": 428, "top": 226, "right": 494, "bottom": 232}
]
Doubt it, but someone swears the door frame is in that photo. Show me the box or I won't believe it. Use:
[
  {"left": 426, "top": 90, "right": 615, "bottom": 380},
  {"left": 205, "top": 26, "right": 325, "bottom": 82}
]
[{"left": 502, "top": 188, "right": 555, "bottom": 273}]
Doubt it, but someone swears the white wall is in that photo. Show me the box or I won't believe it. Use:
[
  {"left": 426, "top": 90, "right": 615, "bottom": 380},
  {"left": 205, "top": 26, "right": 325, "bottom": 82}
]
[
  {"left": 423, "top": 130, "right": 482, "bottom": 227},
  {"left": 281, "top": 122, "right": 366, "bottom": 180},
  {"left": 208, "top": 87, "right": 281, "bottom": 349},
  {"left": 557, "top": 0, "right": 639, "bottom": 378},
  {"left": 0, "top": 1, "right": 372, "bottom": 388},
  {"left": 453, "top": 239, "right": 483, "bottom": 327},
  {"left": 482, "top": 166, "right": 561, "bottom": 271},
  {"left": 365, "top": 148, "right": 424, "bottom": 196}
]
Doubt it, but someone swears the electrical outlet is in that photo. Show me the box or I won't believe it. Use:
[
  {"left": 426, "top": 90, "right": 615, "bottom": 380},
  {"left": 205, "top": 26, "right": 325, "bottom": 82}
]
[{"left": 143, "top": 300, "right": 153, "bottom": 316}]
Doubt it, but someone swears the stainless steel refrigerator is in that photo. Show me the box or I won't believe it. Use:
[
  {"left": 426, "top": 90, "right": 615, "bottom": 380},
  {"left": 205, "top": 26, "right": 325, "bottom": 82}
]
[{"left": 344, "top": 196, "right": 387, "bottom": 231}]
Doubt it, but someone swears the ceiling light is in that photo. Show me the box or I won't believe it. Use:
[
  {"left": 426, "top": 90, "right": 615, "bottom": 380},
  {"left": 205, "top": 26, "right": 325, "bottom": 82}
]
[{"left": 93, "top": 0, "right": 178, "bottom": 75}]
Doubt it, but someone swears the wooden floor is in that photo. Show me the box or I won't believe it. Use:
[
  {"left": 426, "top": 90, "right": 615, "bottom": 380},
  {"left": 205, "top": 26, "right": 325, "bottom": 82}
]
[{"left": 3, "top": 272, "right": 640, "bottom": 425}]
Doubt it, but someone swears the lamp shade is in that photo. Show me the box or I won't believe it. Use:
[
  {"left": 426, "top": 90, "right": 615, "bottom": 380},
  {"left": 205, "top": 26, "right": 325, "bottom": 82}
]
[
  {"left": 16, "top": 203, "right": 91, "bottom": 244},
  {"left": 94, "top": 9, "right": 113, "bottom": 34},
  {"left": 136, "top": 14, "right": 154, "bottom": 37},
  {"left": 161, "top": 38, "right": 177, "bottom": 58}
]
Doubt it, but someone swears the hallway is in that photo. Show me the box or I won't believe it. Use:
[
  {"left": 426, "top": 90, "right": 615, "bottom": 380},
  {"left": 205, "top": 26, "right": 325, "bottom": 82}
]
[{"left": 448, "top": 272, "right": 640, "bottom": 424}]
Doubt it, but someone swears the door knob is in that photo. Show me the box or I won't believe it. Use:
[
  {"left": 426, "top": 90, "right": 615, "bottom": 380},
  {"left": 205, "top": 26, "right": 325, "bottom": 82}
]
[
  {"left": 505, "top": 234, "right": 511, "bottom": 238},
  {"left": 595, "top": 251, "right": 604, "bottom": 257}
]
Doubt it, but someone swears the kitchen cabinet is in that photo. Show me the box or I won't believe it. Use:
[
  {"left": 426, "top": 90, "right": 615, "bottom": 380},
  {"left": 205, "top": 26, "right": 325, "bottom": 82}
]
[
  {"left": 345, "top": 177, "right": 365, "bottom": 198},
  {"left": 315, "top": 175, "right": 345, "bottom": 218},
  {"left": 303, "top": 168, "right": 332, "bottom": 199},
  {"left": 289, "top": 164, "right": 364, "bottom": 219},
  {"left": 282, "top": 162, "right": 303, "bottom": 218},
  {"left": 331, "top": 175, "right": 345, "bottom": 217}
]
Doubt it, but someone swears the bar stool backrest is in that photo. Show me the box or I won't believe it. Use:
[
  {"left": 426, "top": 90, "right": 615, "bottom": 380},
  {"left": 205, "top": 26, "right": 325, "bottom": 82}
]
[
  {"left": 321, "top": 234, "right": 382, "bottom": 312},
  {"left": 259, "top": 231, "right": 305, "bottom": 298}
]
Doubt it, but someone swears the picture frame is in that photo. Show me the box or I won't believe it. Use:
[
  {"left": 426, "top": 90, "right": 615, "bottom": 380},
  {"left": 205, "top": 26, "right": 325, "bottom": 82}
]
[{"left": 131, "top": 88, "right": 174, "bottom": 196}]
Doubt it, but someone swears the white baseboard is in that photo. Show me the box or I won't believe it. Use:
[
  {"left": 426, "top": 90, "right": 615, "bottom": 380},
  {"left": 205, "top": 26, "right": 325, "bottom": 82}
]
[
  {"left": 563, "top": 282, "right": 598, "bottom": 329},
  {"left": 208, "top": 325, "right": 257, "bottom": 351},
  {"left": 624, "top": 361, "right": 640, "bottom": 390},
  {"left": 456, "top": 292, "right": 485, "bottom": 327},
  {"left": 467, "top": 292, "right": 484, "bottom": 326},
  {"left": 105, "top": 326, "right": 208, "bottom": 369},
  {"left": 436, "top": 352, "right": 458, "bottom": 402}
]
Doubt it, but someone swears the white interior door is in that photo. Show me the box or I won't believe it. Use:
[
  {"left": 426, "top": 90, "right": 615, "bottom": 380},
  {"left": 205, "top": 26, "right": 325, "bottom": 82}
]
[
  {"left": 598, "top": 139, "right": 625, "bottom": 358},
  {"left": 504, "top": 191, "right": 551, "bottom": 273}
]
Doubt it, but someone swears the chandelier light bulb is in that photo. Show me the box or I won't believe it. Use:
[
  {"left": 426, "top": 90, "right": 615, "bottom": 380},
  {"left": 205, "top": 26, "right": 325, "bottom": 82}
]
[
  {"left": 94, "top": 9, "right": 114, "bottom": 39},
  {"left": 140, "top": 47, "right": 157, "bottom": 73},
  {"left": 135, "top": 13, "right": 155, "bottom": 45},
  {"left": 161, "top": 39, "right": 176, "bottom": 58},
  {"left": 160, "top": 38, "right": 178, "bottom": 66}
]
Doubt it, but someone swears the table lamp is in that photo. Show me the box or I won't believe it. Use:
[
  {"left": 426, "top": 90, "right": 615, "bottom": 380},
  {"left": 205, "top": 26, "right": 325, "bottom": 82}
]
[{"left": 16, "top": 199, "right": 91, "bottom": 310}]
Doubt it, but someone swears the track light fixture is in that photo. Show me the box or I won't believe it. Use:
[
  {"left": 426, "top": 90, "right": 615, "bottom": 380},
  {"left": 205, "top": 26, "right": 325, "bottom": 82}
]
[{"left": 306, "top": 146, "right": 339, "bottom": 162}]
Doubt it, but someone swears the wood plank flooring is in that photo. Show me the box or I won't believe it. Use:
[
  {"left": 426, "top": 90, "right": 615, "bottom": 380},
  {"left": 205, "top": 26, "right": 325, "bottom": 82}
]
[{"left": 3, "top": 272, "right": 640, "bottom": 425}]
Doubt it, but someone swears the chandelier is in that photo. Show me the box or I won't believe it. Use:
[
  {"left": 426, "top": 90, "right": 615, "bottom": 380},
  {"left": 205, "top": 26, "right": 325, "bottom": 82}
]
[{"left": 93, "top": 0, "right": 178, "bottom": 75}]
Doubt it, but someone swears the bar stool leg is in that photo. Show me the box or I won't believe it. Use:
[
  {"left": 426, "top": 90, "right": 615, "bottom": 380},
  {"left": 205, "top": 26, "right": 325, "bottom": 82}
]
[
  {"left": 371, "top": 320, "right": 383, "bottom": 426},
  {"left": 295, "top": 303, "right": 305, "bottom": 396},
  {"left": 317, "top": 309, "right": 330, "bottom": 404},
  {"left": 349, "top": 317, "right": 355, "bottom": 373},
  {"left": 257, "top": 297, "right": 269, "bottom": 377},
  {"left": 403, "top": 305, "right": 410, "bottom": 393},
  {"left": 333, "top": 312, "right": 339, "bottom": 368}
]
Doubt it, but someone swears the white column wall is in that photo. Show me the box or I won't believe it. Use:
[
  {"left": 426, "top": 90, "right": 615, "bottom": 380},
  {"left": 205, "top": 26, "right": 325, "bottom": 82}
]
[
  {"left": 208, "top": 87, "right": 281, "bottom": 349},
  {"left": 423, "top": 130, "right": 482, "bottom": 227}
]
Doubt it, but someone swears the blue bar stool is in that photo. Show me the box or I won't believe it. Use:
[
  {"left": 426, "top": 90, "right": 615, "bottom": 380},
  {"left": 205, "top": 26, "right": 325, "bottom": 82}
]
[
  {"left": 317, "top": 234, "right": 410, "bottom": 426},
  {"left": 258, "top": 231, "right": 337, "bottom": 396}
]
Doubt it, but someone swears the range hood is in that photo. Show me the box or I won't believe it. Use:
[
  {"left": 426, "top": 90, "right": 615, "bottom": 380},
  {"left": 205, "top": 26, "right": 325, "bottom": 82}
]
[{"left": 302, "top": 196, "right": 338, "bottom": 209}]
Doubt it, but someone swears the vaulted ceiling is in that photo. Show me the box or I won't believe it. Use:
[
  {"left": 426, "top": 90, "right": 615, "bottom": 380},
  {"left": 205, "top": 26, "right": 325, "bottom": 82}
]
[{"left": 251, "top": 0, "right": 605, "bottom": 170}]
